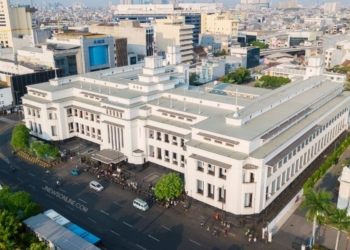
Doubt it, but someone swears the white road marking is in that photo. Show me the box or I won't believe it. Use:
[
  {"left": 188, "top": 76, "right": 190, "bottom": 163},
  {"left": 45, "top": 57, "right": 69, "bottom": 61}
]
[
  {"left": 42, "top": 180, "right": 48, "bottom": 183},
  {"left": 29, "top": 173, "right": 35, "bottom": 177},
  {"left": 57, "top": 165, "right": 68, "bottom": 170},
  {"left": 46, "top": 194, "right": 54, "bottom": 199},
  {"left": 65, "top": 205, "right": 74, "bottom": 211},
  {"left": 189, "top": 239, "right": 201, "bottom": 246},
  {"left": 148, "top": 235, "right": 160, "bottom": 242},
  {"left": 101, "top": 210, "right": 109, "bottom": 216},
  {"left": 78, "top": 198, "right": 87, "bottom": 203},
  {"left": 29, "top": 184, "right": 35, "bottom": 189},
  {"left": 17, "top": 178, "right": 24, "bottom": 182},
  {"left": 161, "top": 225, "right": 172, "bottom": 231},
  {"left": 88, "top": 218, "right": 97, "bottom": 223},
  {"left": 136, "top": 213, "right": 146, "bottom": 218},
  {"left": 123, "top": 222, "right": 133, "bottom": 228},
  {"left": 14, "top": 166, "right": 20, "bottom": 169},
  {"left": 2, "top": 169, "right": 8, "bottom": 173},
  {"left": 136, "top": 244, "right": 147, "bottom": 250},
  {"left": 110, "top": 230, "right": 120, "bottom": 236},
  {"left": 114, "top": 202, "right": 123, "bottom": 207},
  {"left": 59, "top": 188, "right": 66, "bottom": 193},
  {"left": 73, "top": 182, "right": 79, "bottom": 185}
]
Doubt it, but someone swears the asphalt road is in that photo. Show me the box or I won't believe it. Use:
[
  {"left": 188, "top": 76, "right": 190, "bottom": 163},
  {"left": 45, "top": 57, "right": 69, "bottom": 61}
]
[
  {"left": 0, "top": 119, "right": 291, "bottom": 250},
  {"left": 0, "top": 126, "right": 257, "bottom": 250}
]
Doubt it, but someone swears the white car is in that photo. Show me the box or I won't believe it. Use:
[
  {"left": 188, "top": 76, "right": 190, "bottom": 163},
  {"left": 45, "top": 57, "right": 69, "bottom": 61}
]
[{"left": 89, "top": 181, "right": 104, "bottom": 192}]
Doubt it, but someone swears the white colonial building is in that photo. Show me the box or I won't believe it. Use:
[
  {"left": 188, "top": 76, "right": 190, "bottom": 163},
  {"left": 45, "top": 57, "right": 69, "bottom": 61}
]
[{"left": 22, "top": 46, "right": 350, "bottom": 217}]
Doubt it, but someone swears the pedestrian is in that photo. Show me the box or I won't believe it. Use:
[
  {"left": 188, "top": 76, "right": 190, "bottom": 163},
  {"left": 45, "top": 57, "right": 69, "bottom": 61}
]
[
  {"left": 254, "top": 237, "right": 257, "bottom": 243},
  {"left": 224, "top": 229, "right": 227, "bottom": 237},
  {"left": 97, "top": 174, "right": 100, "bottom": 179},
  {"left": 200, "top": 222, "right": 204, "bottom": 228},
  {"left": 184, "top": 204, "right": 188, "bottom": 212},
  {"left": 76, "top": 165, "right": 78, "bottom": 170},
  {"left": 213, "top": 230, "right": 217, "bottom": 238}
]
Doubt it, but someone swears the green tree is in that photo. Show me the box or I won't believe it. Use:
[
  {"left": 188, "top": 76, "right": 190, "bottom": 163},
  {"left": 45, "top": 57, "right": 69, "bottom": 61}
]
[
  {"left": 24, "top": 203, "right": 42, "bottom": 220},
  {"left": 328, "top": 207, "right": 350, "bottom": 250},
  {"left": 251, "top": 40, "right": 269, "bottom": 49},
  {"left": 300, "top": 190, "right": 333, "bottom": 244},
  {"left": 220, "top": 49, "right": 227, "bottom": 56},
  {"left": 0, "top": 210, "right": 21, "bottom": 250},
  {"left": 28, "top": 242, "right": 48, "bottom": 250},
  {"left": 154, "top": 172, "right": 184, "bottom": 200},
  {"left": 222, "top": 68, "right": 251, "bottom": 84},
  {"left": 189, "top": 73, "right": 199, "bottom": 86},
  {"left": 31, "top": 142, "right": 59, "bottom": 158},
  {"left": 6, "top": 191, "right": 32, "bottom": 214},
  {"left": 11, "top": 124, "right": 30, "bottom": 150}
]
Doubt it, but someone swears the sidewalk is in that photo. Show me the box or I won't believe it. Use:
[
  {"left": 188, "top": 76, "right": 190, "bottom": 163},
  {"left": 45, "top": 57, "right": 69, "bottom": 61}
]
[{"left": 274, "top": 137, "right": 350, "bottom": 250}]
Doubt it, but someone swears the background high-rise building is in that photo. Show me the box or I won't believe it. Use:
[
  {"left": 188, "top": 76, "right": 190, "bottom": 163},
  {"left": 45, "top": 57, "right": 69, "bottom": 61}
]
[
  {"left": 0, "top": 0, "right": 37, "bottom": 49},
  {"left": 201, "top": 13, "right": 239, "bottom": 39},
  {"left": 323, "top": 2, "right": 341, "bottom": 14},
  {"left": 154, "top": 16, "right": 194, "bottom": 63}
]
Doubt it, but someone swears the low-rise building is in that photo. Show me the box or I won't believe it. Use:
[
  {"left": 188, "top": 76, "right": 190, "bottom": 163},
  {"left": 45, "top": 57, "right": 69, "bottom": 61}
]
[
  {"left": 324, "top": 48, "right": 342, "bottom": 69},
  {"left": 195, "top": 58, "right": 225, "bottom": 84},
  {"left": 199, "top": 34, "right": 232, "bottom": 54},
  {"left": 230, "top": 46, "right": 260, "bottom": 69},
  {"left": 21, "top": 44, "right": 350, "bottom": 222}
]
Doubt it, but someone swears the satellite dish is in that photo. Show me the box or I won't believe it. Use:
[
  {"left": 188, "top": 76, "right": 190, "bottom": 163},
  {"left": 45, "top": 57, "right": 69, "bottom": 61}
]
[{"left": 214, "top": 81, "right": 218, "bottom": 85}]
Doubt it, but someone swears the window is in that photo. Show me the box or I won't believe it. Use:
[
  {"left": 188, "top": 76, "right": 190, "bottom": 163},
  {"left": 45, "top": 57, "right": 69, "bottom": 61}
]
[
  {"left": 75, "top": 122, "right": 79, "bottom": 132},
  {"left": 267, "top": 167, "right": 272, "bottom": 177},
  {"left": 277, "top": 176, "right": 281, "bottom": 190},
  {"left": 173, "top": 136, "right": 177, "bottom": 145},
  {"left": 173, "top": 152, "right": 177, "bottom": 164},
  {"left": 67, "top": 108, "right": 72, "bottom": 116},
  {"left": 164, "top": 134, "right": 169, "bottom": 143},
  {"left": 181, "top": 155, "right": 185, "bottom": 167},
  {"left": 91, "top": 114, "right": 94, "bottom": 121},
  {"left": 48, "top": 113, "right": 52, "bottom": 120},
  {"left": 68, "top": 122, "right": 74, "bottom": 132},
  {"left": 244, "top": 193, "right": 253, "bottom": 207},
  {"left": 197, "top": 180, "right": 203, "bottom": 194},
  {"left": 219, "top": 168, "right": 226, "bottom": 179},
  {"left": 38, "top": 124, "right": 42, "bottom": 134},
  {"left": 165, "top": 150, "right": 169, "bottom": 161},
  {"left": 157, "top": 132, "right": 161, "bottom": 141},
  {"left": 197, "top": 161, "right": 203, "bottom": 171},
  {"left": 51, "top": 126, "right": 57, "bottom": 136},
  {"left": 208, "top": 164, "right": 215, "bottom": 175},
  {"left": 207, "top": 183, "right": 214, "bottom": 198},
  {"left": 74, "top": 109, "right": 78, "bottom": 116},
  {"left": 218, "top": 187, "right": 226, "bottom": 203}
]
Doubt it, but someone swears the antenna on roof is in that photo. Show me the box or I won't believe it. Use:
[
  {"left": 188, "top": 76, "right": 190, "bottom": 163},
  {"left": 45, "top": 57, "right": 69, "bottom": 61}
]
[
  {"left": 183, "top": 88, "right": 186, "bottom": 111},
  {"left": 54, "top": 68, "right": 58, "bottom": 80}
]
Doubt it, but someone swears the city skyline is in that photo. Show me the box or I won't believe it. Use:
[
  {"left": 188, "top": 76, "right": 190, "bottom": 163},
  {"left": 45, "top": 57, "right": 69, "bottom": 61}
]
[{"left": 13, "top": 0, "right": 350, "bottom": 8}]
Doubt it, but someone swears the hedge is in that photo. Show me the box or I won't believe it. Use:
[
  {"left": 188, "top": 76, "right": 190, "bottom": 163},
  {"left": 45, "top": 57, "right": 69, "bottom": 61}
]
[{"left": 303, "top": 136, "right": 350, "bottom": 192}]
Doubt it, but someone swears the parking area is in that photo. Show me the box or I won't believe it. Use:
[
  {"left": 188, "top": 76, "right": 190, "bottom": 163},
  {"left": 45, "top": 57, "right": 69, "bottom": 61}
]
[{"left": 54, "top": 137, "right": 100, "bottom": 159}]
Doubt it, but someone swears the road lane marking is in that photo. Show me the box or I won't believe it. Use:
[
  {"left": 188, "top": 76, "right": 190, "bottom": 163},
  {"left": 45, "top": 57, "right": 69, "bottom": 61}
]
[
  {"left": 189, "top": 239, "right": 201, "bottom": 246},
  {"left": 46, "top": 194, "right": 54, "bottom": 199},
  {"left": 88, "top": 218, "right": 97, "bottom": 223},
  {"left": 136, "top": 244, "right": 147, "bottom": 250},
  {"left": 148, "top": 235, "right": 160, "bottom": 242},
  {"left": 14, "top": 166, "right": 20, "bottom": 169},
  {"left": 101, "top": 210, "right": 109, "bottom": 216},
  {"left": 65, "top": 205, "right": 74, "bottom": 211},
  {"left": 73, "top": 182, "right": 79, "bottom": 185},
  {"left": 2, "top": 169, "right": 8, "bottom": 173},
  {"left": 110, "top": 230, "right": 120, "bottom": 236},
  {"left": 161, "top": 225, "right": 172, "bottom": 231},
  {"left": 59, "top": 188, "right": 66, "bottom": 193},
  {"left": 123, "top": 222, "right": 133, "bottom": 228},
  {"left": 29, "top": 173, "right": 35, "bottom": 177},
  {"left": 114, "top": 202, "right": 123, "bottom": 207},
  {"left": 42, "top": 180, "right": 48, "bottom": 183},
  {"left": 17, "top": 178, "right": 24, "bottom": 182},
  {"left": 78, "top": 198, "right": 87, "bottom": 203},
  {"left": 136, "top": 213, "right": 146, "bottom": 218},
  {"left": 29, "top": 184, "right": 35, "bottom": 189}
]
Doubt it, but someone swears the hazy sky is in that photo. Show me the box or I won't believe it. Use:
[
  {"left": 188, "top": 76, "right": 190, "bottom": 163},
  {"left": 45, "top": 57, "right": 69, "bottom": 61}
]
[{"left": 16, "top": 0, "right": 350, "bottom": 8}]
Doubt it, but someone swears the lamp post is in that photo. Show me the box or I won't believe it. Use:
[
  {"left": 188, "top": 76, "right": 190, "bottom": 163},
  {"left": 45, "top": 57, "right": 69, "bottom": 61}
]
[{"left": 14, "top": 91, "right": 20, "bottom": 120}]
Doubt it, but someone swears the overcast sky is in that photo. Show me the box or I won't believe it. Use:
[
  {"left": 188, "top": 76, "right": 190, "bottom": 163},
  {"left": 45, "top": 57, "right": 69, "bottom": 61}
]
[{"left": 18, "top": 0, "right": 350, "bottom": 8}]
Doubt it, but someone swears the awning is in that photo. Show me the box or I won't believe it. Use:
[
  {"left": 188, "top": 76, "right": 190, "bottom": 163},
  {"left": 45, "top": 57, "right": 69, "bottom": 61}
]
[
  {"left": 189, "top": 154, "right": 231, "bottom": 169},
  {"left": 91, "top": 149, "right": 127, "bottom": 164}
]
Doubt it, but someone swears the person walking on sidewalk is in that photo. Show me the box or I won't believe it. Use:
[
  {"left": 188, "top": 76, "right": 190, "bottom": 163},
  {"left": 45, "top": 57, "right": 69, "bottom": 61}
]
[
  {"left": 224, "top": 229, "right": 228, "bottom": 238},
  {"left": 200, "top": 222, "right": 204, "bottom": 228}
]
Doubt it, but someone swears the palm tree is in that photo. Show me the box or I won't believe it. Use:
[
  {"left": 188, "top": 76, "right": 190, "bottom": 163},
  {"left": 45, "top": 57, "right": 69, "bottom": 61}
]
[
  {"left": 328, "top": 207, "right": 350, "bottom": 250},
  {"left": 300, "top": 190, "right": 333, "bottom": 244}
]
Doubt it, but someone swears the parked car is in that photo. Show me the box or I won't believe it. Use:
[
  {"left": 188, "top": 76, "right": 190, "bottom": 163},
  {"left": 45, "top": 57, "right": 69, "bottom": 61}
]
[
  {"left": 70, "top": 170, "right": 80, "bottom": 176},
  {"left": 89, "top": 181, "right": 104, "bottom": 192}
]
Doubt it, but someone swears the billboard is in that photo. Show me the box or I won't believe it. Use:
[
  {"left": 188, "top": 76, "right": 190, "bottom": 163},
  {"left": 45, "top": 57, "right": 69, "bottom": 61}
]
[{"left": 89, "top": 45, "right": 109, "bottom": 67}]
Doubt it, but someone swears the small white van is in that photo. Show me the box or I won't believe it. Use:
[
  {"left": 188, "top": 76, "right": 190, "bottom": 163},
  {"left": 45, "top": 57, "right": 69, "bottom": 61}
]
[{"left": 133, "top": 198, "right": 149, "bottom": 211}]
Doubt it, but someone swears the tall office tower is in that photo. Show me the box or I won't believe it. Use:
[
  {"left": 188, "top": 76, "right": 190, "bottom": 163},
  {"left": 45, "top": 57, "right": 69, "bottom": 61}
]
[
  {"left": 154, "top": 16, "right": 194, "bottom": 63},
  {"left": 323, "top": 2, "right": 341, "bottom": 14},
  {"left": 0, "top": 0, "right": 37, "bottom": 49}
]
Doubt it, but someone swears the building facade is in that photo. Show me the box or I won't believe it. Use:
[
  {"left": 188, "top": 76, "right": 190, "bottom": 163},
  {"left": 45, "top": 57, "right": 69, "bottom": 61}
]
[
  {"left": 113, "top": 3, "right": 220, "bottom": 44},
  {"left": 0, "top": 1, "right": 37, "bottom": 49},
  {"left": 88, "top": 21, "right": 154, "bottom": 63},
  {"left": 230, "top": 47, "right": 260, "bottom": 69},
  {"left": 154, "top": 16, "right": 194, "bottom": 63},
  {"left": 21, "top": 47, "right": 350, "bottom": 220},
  {"left": 201, "top": 13, "right": 239, "bottom": 39},
  {"left": 323, "top": 2, "right": 341, "bottom": 14}
]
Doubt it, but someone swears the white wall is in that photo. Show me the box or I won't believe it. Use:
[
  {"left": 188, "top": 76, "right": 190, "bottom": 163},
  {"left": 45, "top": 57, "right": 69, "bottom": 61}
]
[{"left": 0, "top": 88, "right": 12, "bottom": 107}]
